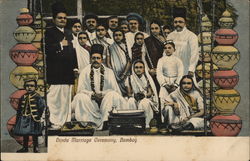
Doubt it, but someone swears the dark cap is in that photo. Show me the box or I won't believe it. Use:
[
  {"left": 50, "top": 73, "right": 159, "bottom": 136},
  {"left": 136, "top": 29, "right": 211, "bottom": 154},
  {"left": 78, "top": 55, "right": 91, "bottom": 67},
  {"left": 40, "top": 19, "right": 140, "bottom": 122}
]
[
  {"left": 84, "top": 13, "right": 98, "bottom": 22},
  {"left": 173, "top": 7, "right": 186, "bottom": 19},
  {"left": 51, "top": 2, "right": 67, "bottom": 18},
  {"left": 90, "top": 44, "right": 104, "bottom": 55}
]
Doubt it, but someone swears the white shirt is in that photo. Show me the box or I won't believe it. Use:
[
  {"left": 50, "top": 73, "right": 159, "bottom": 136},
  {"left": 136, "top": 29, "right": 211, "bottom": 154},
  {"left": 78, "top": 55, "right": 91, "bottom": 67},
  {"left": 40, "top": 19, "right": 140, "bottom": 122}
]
[
  {"left": 167, "top": 27, "right": 199, "bottom": 74},
  {"left": 157, "top": 54, "right": 184, "bottom": 86}
]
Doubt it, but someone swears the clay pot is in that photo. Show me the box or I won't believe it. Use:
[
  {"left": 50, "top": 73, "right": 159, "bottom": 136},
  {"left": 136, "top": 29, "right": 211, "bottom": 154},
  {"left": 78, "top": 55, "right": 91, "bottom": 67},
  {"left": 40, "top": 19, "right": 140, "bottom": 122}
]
[
  {"left": 210, "top": 114, "right": 242, "bottom": 136},
  {"left": 213, "top": 89, "right": 240, "bottom": 115},
  {"left": 215, "top": 29, "right": 238, "bottom": 45},
  {"left": 196, "top": 63, "right": 218, "bottom": 79},
  {"left": 9, "top": 43, "right": 38, "bottom": 66},
  {"left": 9, "top": 90, "right": 27, "bottom": 110},
  {"left": 198, "top": 79, "right": 219, "bottom": 98},
  {"left": 7, "top": 115, "right": 33, "bottom": 145},
  {"left": 218, "top": 10, "right": 234, "bottom": 29},
  {"left": 33, "top": 60, "right": 44, "bottom": 79},
  {"left": 214, "top": 70, "right": 239, "bottom": 89},
  {"left": 9, "top": 66, "right": 38, "bottom": 89},
  {"left": 198, "top": 32, "right": 212, "bottom": 45},
  {"left": 16, "top": 8, "right": 33, "bottom": 26},
  {"left": 212, "top": 45, "right": 240, "bottom": 70},
  {"left": 13, "top": 26, "right": 36, "bottom": 43}
]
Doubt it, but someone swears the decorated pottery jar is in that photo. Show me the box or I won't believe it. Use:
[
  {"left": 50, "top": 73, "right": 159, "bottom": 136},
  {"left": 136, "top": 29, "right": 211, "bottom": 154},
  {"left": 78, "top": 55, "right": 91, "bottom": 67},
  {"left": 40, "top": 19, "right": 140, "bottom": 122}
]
[
  {"left": 210, "top": 114, "right": 242, "bottom": 136},
  {"left": 212, "top": 45, "right": 240, "bottom": 70},
  {"left": 36, "top": 79, "right": 49, "bottom": 97},
  {"left": 9, "top": 66, "right": 38, "bottom": 89},
  {"left": 198, "top": 32, "right": 212, "bottom": 45},
  {"left": 9, "top": 90, "right": 27, "bottom": 110},
  {"left": 218, "top": 10, "right": 234, "bottom": 29},
  {"left": 7, "top": 115, "right": 33, "bottom": 145},
  {"left": 9, "top": 43, "right": 38, "bottom": 66},
  {"left": 213, "top": 89, "right": 240, "bottom": 115},
  {"left": 13, "top": 26, "right": 36, "bottom": 43},
  {"left": 215, "top": 29, "right": 238, "bottom": 45},
  {"left": 33, "top": 60, "right": 44, "bottom": 79},
  {"left": 198, "top": 79, "right": 219, "bottom": 98},
  {"left": 196, "top": 63, "right": 218, "bottom": 79},
  {"left": 201, "top": 15, "right": 212, "bottom": 32},
  {"left": 16, "top": 8, "right": 33, "bottom": 26},
  {"left": 214, "top": 70, "right": 239, "bottom": 89}
]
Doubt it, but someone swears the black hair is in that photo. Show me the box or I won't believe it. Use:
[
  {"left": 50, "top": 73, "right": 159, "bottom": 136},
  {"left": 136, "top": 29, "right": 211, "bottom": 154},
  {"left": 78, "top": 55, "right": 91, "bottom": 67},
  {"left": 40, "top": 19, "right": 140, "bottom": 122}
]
[
  {"left": 24, "top": 79, "right": 37, "bottom": 88},
  {"left": 133, "top": 59, "right": 145, "bottom": 67},
  {"left": 164, "top": 41, "right": 176, "bottom": 50},
  {"left": 162, "top": 25, "right": 172, "bottom": 31},
  {"left": 134, "top": 32, "right": 144, "bottom": 41},
  {"left": 113, "top": 29, "right": 125, "bottom": 41}
]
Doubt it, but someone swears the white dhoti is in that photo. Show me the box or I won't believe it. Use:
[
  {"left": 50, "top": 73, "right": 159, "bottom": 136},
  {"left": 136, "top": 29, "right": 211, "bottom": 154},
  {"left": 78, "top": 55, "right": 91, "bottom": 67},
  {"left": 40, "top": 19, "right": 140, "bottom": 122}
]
[
  {"left": 47, "top": 85, "right": 72, "bottom": 126},
  {"left": 72, "top": 91, "right": 127, "bottom": 129},
  {"left": 162, "top": 106, "right": 204, "bottom": 129},
  {"left": 128, "top": 98, "right": 154, "bottom": 128}
]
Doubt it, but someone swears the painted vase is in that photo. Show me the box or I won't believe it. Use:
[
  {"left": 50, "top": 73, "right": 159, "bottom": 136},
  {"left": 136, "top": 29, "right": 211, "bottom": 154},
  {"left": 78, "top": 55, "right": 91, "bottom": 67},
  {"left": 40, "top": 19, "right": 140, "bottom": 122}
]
[
  {"left": 214, "top": 70, "right": 239, "bottom": 89},
  {"left": 9, "top": 90, "right": 27, "bottom": 110},
  {"left": 16, "top": 8, "right": 33, "bottom": 26},
  {"left": 9, "top": 43, "right": 38, "bottom": 66},
  {"left": 33, "top": 60, "right": 44, "bottom": 79},
  {"left": 13, "top": 26, "right": 36, "bottom": 43},
  {"left": 215, "top": 29, "right": 238, "bottom": 45},
  {"left": 210, "top": 114, "right": 242, "bottom": 136},
  {"left": 218, "top": 10, "right": 234, "bottom": 29},
  {"left": 212, "top": 45, "right": 240, "bottom": 70},
  {"left": 9, "top": 66, "right": 38, "bottom": 89},
  {"left": 213, "top": 89, "right": 240, "bottom": 115},
  {"left": 196, "top": 63, "right": 218, "bottom": 79}
]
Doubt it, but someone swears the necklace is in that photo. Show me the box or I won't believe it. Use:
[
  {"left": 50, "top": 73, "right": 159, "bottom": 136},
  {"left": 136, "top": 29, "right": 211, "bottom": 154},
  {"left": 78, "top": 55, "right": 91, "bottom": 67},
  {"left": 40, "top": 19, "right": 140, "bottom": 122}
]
[{"left": 90, "top": 64, "right": 105, "bottom": 92}]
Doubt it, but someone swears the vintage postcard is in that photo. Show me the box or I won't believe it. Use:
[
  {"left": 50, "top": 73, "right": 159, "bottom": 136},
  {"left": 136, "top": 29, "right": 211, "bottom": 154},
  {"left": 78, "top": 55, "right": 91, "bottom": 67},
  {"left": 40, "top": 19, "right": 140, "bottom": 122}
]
[{"left": 1, "top": 0, "right": 249, "bottom": 160}]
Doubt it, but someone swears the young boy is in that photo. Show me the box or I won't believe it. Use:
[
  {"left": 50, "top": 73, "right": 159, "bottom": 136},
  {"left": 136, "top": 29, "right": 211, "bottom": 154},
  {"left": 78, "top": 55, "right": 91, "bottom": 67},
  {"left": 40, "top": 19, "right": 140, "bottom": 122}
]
[{"left": 14, "top": 78, "right": 45, "bottom": 153}]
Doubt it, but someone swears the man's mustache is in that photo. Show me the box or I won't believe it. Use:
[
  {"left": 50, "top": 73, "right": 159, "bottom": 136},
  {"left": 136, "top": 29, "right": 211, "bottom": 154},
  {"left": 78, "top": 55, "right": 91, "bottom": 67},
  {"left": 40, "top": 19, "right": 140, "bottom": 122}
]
[{"left": 175, "top": 25, "right": 182, "bottom": 29}]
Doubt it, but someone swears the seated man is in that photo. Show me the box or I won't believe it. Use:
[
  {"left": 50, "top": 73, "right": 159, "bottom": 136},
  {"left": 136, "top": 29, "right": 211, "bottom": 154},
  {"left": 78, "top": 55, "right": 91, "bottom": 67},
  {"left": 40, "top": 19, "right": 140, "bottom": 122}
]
[
  {"left": 162, "top": 75, "right": 204, "bottom": 131},
  {"left": 125, "top": 60, "right": 159, "bottom": 128},
  {"left": 72, "top": 44, "right": 127, "bottom": 130}
]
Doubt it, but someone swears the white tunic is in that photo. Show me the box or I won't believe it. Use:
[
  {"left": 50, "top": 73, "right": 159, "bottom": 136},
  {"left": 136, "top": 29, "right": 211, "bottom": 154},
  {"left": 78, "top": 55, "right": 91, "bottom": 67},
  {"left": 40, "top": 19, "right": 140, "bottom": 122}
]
[
  {"left": 72, "top": 64, "right": 127, "bottom": 129},
  {"left": 86, "top": 30, "right": 96, "bottom": 42},
  {"left": 167, "top": 27, "right": 199, "bottom": 74},
  {"left": 92, "top": 37, "right": 113, "bottom": 63},
  {"left": 157, "top": 53, "right": 184, "bottom": 99}
]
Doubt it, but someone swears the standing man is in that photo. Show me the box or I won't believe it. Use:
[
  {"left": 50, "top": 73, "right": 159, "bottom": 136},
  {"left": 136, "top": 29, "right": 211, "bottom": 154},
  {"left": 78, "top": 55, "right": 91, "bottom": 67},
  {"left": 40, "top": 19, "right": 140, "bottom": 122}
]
[
  {"left": 72, "top": 44, "right": 127, "bottom": 130},
  {"left": 107, "top": 15, "right": 119, "bottom": 39},
  {"left": 83, "top": 13, "right": 98, "bottom": 43},
  {"left": 45, "top": 2, "right": 78, "bottom": 129},
  {"left": 125, "top": 13, "right": 149, "bottom": 56},
  {"left": 120, "top": 20, "right": 129, "bottom": 33},
  {"left": 167, "top": 8, "right": 199, "bottom": 78}
]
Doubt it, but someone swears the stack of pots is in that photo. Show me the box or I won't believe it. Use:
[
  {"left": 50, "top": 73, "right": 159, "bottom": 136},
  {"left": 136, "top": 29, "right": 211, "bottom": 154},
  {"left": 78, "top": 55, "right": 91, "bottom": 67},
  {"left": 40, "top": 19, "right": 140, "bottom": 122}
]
[
  {"left": 32, "top": 13, "right": 48, "bottom": 97},
  {"left": 210, "top": 10, "right": 242, "bottom": 136},
  {"left": 8, "top": 8, "right": 38, "bottom": 145},
  {"left": 197, "top": 15, "right": 218, "bottom": 114}
]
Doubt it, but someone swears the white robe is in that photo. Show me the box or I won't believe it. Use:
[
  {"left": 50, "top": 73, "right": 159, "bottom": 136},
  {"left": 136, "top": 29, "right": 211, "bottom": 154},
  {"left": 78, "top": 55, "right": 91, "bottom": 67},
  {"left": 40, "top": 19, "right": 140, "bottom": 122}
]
[
  {"left": 107, "top": 29, "right": 114, "bottom": 40},
  {"left": 47, "top": 85, "right": 72, "bottom": 127},
  {"left": 72, "top": 64, "right": 127, "bottom": 129},
  {"left": 167, "top": 27, "right": 199, "bottom": 74},
  {"left": 157, "top": 53, "right": 184, "bottom": 99},
  {"left": 125, "top": 66, "right": 159, "bottom": 127},
  {"left": 162, "top": 88, "right": 204, "bottom": 129},
  {"left": 108, "top": 42, "right": 131, "bottom": 96},
  {"left": 86, "top": 30, "right": 96, "bottom": 42},
  {"left": 74, "top": 34, "right": 90, "bottom": 73}
]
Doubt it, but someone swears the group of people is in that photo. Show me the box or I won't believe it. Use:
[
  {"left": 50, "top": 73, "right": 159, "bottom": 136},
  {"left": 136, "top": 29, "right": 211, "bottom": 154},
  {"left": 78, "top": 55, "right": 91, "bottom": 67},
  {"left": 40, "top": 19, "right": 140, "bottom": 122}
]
[{"left": 45, "top": 2, "right": 206, "bottom": 133}]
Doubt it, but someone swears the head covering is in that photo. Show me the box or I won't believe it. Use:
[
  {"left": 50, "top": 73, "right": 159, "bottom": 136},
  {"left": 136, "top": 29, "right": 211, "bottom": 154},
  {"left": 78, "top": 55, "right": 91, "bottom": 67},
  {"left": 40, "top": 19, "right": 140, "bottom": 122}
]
[
  {"left": 130, "top": 60, "right": 159, "bottom": 112},
  {"left": 83, "top": 13, "right": 98, "bottom": 22},
  {"left": 90, "top": 44, "right": 104, "bottom": 55},
  {"left": 173, "top": 7, "right": 186, "bottom": 19},
  {"left": 127, "top": 13, "right": 143, "bottom": 25},
  {"left": 51, "top": 2, "right": 67, "bottom": 18},
  {"left": 108, "top": 15, "right": 118, "bottom": 20},
  {"left": 96, "top": 22, "right": 108, "bottom": 30}
]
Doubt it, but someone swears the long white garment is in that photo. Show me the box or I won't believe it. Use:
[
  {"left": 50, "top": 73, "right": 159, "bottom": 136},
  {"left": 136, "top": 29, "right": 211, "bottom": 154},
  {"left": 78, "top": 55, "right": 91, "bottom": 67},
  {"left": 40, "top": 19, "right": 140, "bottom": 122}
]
[
  {"left": 47, "top": 85, "right": 72, "bottom": 126},
  {"left": 107, "top": 29, "right": 114, "bottom": 40},
  {"left": 92, "top": 37, "right": 113, "bottom": 63},
  {"left": 108, "top": 42, "right": 131, "bottom": 95},
  {"left": 125, "top": 31, "right": 149, "bottom": 58},
  {"left": 74, "top": 34, "right": 90, "bottom": 72},
  {"left": 125, "top": 65, "right": 159, "bottom": 127},
  {"left": 167, "top": 27, "right": 199, "bottom": 74},
  {"left": 72, "top": 34, "right": 78, "bottom": 48},
  {"left": 161, "top": 88, "right": 204, "bottom": 129},
  {"left": 85, "top": 30, "right": 96, "bottom": 42},
  {"left": 72, "top": 64, "right": 127, "bottom": 129},
  {"left": 157, "top": 53, "right": 184, "bottom": 99}
]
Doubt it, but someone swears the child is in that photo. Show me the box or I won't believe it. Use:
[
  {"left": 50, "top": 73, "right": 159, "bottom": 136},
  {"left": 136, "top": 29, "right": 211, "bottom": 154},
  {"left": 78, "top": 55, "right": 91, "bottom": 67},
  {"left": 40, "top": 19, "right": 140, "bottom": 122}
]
[{"left": 14, "top": 78, "right": 45, "bottom": 153}]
